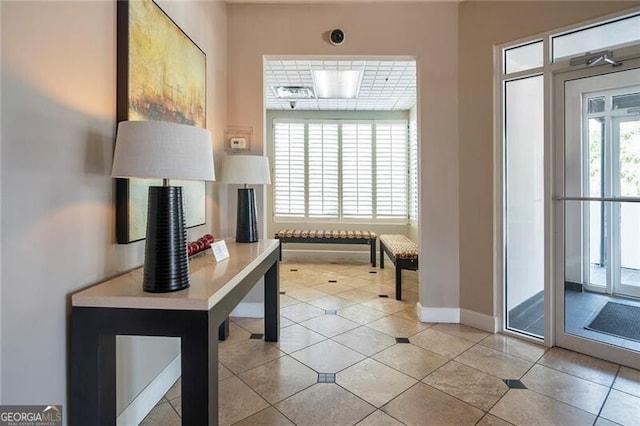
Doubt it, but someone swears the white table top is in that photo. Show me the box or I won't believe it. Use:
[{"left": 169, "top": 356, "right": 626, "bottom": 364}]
[{"left": 72, "top": 239, "right": 279, "bottom": 311}]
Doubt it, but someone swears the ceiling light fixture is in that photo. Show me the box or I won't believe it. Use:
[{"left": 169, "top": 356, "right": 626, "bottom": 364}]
[
  {"left": 312, "top": 69, "right": 362, "bottom": 99},
  {"left": 274, "top": 86, "right": 315, "bottom": 99}
]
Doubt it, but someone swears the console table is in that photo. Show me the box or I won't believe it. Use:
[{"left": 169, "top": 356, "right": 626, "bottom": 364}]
[{"left": 70, "top": 239, "right": 280, "bottom": 425}]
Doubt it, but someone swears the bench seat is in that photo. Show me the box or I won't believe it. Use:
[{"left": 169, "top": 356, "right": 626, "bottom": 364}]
[
  {"left": 275, "top": 229, "right": 377, "bottom": 266},
  {"left": 379, "top": 234, "right": 419, "bottom": 300}
]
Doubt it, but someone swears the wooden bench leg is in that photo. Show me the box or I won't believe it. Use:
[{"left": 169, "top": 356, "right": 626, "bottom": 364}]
[
  {"left": 380, "top": 243, "right": 385, "bottom": 269},
  {"left": 278, "top": 241, "right": 282, "bottom": 261},
  {"left": 395, "top": 267, "right": 402, "bottom": 300},
  {"left": 370, "top": 240, "right": 376, "bottom": 267}
]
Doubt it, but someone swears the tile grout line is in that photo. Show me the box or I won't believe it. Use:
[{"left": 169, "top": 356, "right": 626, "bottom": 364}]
[
  {"left": 593, "top": 364, "right": 621, "bottom": 425},
  {"left": 535, "top": 352, "right": 619, "bottom": 389}
]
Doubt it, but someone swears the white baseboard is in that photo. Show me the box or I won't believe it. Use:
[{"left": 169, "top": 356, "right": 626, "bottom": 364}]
[
  {"left": 417, "top": 303, "right": 460, "bottom": 323},
  {"left": 117, "top": 355, "right": 181, "bottom": 426},
  {"left": 281, "top": 249, "right": 369, "bottom": 263},
  {"left": 416, "top": 303, "right": 498, "bottom": 332},
  {"left": 230, "top": 302, "right": 264, "bottom": 318},
  {"left": 460, "top": 308, "right": 499, "bottom": 333}
]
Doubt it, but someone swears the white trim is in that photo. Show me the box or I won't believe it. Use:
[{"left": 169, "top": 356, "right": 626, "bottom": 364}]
[
  {"left": 417, "top": 303, "right": 459, "bottom": 323},
  {"left": 116, "top": 355, "right": 181, "bottom": 426},
  {"left": 230, "top": 302, "right": 264, "bottom": 318},
  {"left": 460, "top": 309, "right": 499, "bottom": 333},
  {"left": 493, "top": 43, "right": 505, "bottom": 335}
]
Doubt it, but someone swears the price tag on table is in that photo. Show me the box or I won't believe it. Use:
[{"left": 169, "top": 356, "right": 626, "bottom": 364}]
[{"left": 210, "top": 240, "right": 230, "bottom": 262}]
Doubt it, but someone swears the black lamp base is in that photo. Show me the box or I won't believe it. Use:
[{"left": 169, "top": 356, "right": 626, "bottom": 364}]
[
  {"left": 236, "top": 187, "right": 258, "bottom": 243},
  {"left": 143, "top": 186, "right": 190, "bottom": 292}
]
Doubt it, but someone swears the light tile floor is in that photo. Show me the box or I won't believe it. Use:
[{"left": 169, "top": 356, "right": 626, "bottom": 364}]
[{"left": 141, "top": 259, "right": 640, "bottom": 426}]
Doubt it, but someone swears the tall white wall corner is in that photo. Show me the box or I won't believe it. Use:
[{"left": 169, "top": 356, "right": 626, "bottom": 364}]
[
  {"left": 460, "top": 308, "right": 499, "bottom": 333},
  {"left": 116, "top": 355, "right": 181, "bottom": 426},
  {"left": 417, "top": 303, "right": 460, "bottom": 323}
]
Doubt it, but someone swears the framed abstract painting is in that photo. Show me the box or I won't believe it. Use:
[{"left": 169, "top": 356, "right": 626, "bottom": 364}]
[{"left": 116, "top": 0, "right": 206, "bottom": 243}]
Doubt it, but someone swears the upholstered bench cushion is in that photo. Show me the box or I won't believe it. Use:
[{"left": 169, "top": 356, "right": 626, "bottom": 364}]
[
  {"left": 379, "top": 234, "right": 418, "bottom": 259},
  {"left": 276, "top": 229, "right": 377, "bottom": 240},
  {"left": 379, "top": 234, "right": 418, "bottom": 300},
  {"left": 275, "top": 229, "right": 377, "bottom": 266}
]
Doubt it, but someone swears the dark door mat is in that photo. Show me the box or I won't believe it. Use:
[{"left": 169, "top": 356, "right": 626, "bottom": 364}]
[{"left": 585, "top": 301, "right": 640, "bottom": 342}]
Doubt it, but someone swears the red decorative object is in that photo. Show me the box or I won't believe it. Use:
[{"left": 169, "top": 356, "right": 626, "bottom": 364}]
[{"left": 187, "top": 234, "right": 215, "bottom": 257}]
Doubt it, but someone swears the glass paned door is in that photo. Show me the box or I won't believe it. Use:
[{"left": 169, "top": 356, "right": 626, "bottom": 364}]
[{"left": 556, "top": 62, "right": 640, "bottom": 364}]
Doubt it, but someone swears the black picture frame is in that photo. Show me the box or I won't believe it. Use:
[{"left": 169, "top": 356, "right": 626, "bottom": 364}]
[{"left": 116, "top": 0, "right": 207, "bottom": 243}]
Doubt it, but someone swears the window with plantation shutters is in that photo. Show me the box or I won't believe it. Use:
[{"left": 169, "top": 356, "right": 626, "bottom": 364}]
[
  {"left": 375, "top": 122, "right": 408, "bottom": 217},
  {"left": 273, "top": 122, "right": 305, "bottom": 217},
  {"left": 308, "top": 123, "right": 339, "bottom": 218},
  {"left": 272, "top": 119, "right": 411, "bottom": 224}
]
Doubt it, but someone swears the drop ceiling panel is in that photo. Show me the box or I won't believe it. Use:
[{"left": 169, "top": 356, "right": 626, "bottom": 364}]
[{"left": 265, "top": 59, "right": 416, "bottom": 111}]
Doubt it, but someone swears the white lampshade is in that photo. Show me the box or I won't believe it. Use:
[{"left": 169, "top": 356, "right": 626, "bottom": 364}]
[
  {"left": 221, "top": 155, "right": 271, "bottom": 185},
  {"left": 112, "top": 120, "right": 215, "bottom": 181}
]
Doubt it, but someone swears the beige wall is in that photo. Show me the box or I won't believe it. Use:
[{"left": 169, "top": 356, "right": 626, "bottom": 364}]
[
  {"left": 458, "top": 1, "right": 640, "bottom": 317},
  {"left": 0, "top": 0, "right": 227, "bottom": 416},
  {"left": 228, "top": 2, "right": 461, "bottom": 309}
]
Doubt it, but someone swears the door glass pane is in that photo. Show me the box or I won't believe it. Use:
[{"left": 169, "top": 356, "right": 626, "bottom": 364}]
[
  {"left": 552, "top": 14, "right": 640, "bottom": 61},
  {"left": 619, "top": 119, "right": 640, "bottom": 291},
  {"left": 505, "top": 75, "right": 544, "bottom": 337},
  {"left": 613, "top": 92, "right": 640, "bottom": 110},
  {"left": 588, "top": 97, "right": 605, "bottom": 113},
  {"left": 588, "top": 117, "right": 606, "bottom": 287}
]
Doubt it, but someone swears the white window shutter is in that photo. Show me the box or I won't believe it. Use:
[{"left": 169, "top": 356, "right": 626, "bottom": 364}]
[
  {"left": 342, "top": 123, "right": 373, "bottom": 218},
  {"left": 375, "top": 122, "right": 408, "bottom": 218},
  {"left": 308, "top": 123, "right": 339, "bottom": 218},
  {"left": 408, "top": 118, "right": 418, "bottom": 221},
  {"left": 273, "top": 122, "right": 305, "bottom": 217}
]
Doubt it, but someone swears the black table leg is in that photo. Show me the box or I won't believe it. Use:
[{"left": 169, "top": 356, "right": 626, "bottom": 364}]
[
  {"left": 218, "top": 317, "right": 229, "bottom": 341},
  {"left": 396, "top": 267, "right": 402, "bottom": 300},
  {"left": 181, "top": 311, "right": 218, "bottom": 425},
  {"left": 264, "top": 259, "right": 280, "bottom": 342},
  {"left": 380, "top": 244, "right": 385, "bottom": 269},
  {"left": 70, "top": 308, "right": 117, "bottom": 425}
]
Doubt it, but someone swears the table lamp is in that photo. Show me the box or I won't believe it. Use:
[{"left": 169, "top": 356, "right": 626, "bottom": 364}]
[
  {"left": 221, "top": 155, "right": 271, "bottom": 243},
  {"left": 112, "top": 120, "right": 215, "bottom": 292}
]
